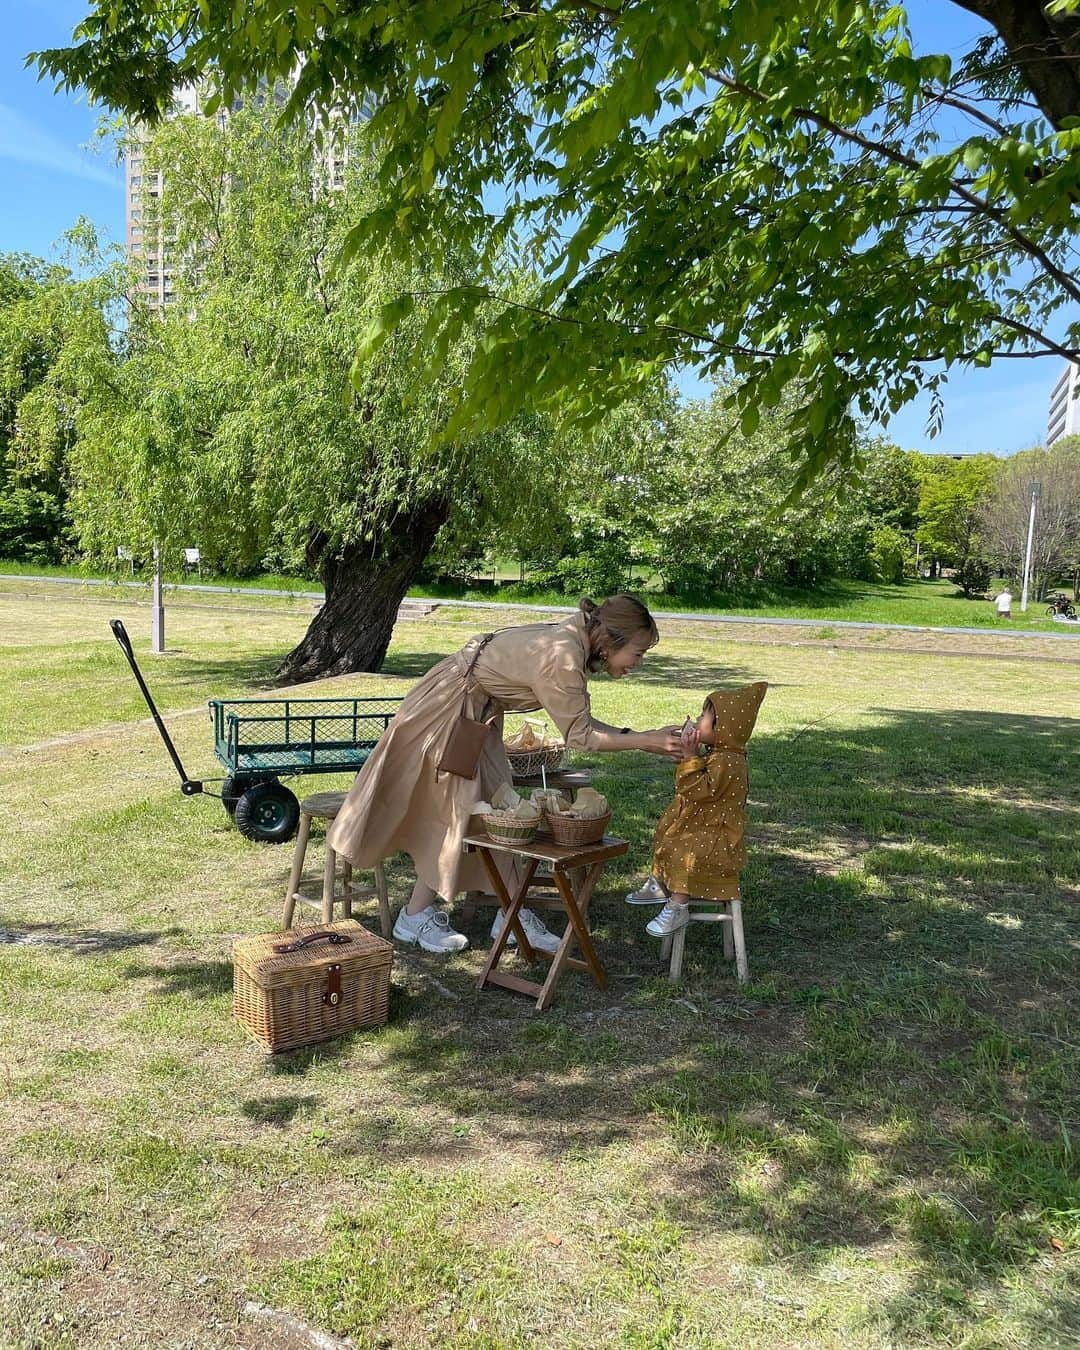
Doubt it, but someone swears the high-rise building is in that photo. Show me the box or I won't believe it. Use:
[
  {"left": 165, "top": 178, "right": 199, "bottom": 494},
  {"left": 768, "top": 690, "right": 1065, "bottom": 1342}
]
[
  {"left": 125, "top": 84, "right": 201, "bottom": 311},
  {"left": 125, "top": 81, "right": 354, "bottom": 311},
  {"left": 1047, "top": 361, "right": 1080, "bottom": 446}
]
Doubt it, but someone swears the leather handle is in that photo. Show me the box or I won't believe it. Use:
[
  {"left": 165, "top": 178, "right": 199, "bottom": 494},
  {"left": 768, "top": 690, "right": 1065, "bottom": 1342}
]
[{"left": 272, "top": 930, "right": 351, "bottom": 955}]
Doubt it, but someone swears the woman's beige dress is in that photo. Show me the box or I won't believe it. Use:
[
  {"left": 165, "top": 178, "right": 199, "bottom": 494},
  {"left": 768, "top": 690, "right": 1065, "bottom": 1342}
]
[{"left": 326, "top": 612, "right": 609, "bottom": 900}]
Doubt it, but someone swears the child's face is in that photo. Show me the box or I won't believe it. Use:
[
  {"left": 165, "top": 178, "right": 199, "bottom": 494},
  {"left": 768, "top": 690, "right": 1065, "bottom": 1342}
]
[{"left": 681, "top": 700, "right": 716, "bottom": 753}]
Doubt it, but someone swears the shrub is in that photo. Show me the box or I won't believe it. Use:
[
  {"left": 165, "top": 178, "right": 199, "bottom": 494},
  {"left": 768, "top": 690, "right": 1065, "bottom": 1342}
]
[{"left": 869, "top": 525, "right": 908, "bottom": 584}]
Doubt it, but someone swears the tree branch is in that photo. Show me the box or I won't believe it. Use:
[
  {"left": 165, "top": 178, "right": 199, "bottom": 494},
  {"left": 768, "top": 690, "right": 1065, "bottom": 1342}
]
[
  {"left": 406, "top": 285, "right": 1079, "bottom": 367},
  {"left": 702, "top": 67, "right": 1080, "bottom": 308}
]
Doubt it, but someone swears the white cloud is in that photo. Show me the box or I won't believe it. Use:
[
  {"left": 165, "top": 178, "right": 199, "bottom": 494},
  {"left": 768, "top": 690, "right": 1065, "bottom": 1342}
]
[{"left": 0, "top": 102, "right": 120, "bottom": 188}]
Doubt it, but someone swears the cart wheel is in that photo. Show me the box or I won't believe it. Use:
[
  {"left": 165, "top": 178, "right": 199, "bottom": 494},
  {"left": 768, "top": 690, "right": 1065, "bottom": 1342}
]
[
  {"left": 221, "top": 775, "right": 249, "bottom": 818},
  {"left": 234, "top": 782, "right": 300, "bottom": 844}
]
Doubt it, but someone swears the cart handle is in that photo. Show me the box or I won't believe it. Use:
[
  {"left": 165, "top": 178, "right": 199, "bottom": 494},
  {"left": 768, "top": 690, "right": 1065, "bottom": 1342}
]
[{"left": 110, "top": 619, "right": 203, "bottom": 797}]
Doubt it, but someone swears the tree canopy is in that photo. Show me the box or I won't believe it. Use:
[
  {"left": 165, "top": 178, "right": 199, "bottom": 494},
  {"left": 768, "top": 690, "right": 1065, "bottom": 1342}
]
[
  {"left": 70, "top": 109, "right": 560, "bottom": 678},
  {"left": 0, "top": 246, "right": 118, "bottom": 563},
  {"left": 981, "top": 438, "right": 1080, "bottom": 599},
  {"left": 35, "top": 2, "right": 1080, "bottom": 481}
]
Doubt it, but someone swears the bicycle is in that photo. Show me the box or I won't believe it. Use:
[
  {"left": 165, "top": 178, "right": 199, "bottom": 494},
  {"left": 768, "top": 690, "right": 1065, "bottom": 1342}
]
[{"left": 1045, "top": 593, "right": 1077, "bottom": 619}]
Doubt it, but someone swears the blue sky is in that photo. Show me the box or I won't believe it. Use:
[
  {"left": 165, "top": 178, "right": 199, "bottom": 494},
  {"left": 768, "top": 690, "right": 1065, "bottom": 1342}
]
[{"left": 1, "top": 0, "right": 1071, "bottom": 455}]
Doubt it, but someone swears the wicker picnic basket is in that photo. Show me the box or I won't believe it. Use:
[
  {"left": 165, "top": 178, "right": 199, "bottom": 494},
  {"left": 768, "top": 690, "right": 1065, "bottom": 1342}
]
[
  {"left": 544, "top": 810, "right": 612, "bottom": 848},
  {"left": 233, "top": 919, "right": 392, "bottom": 1053},
  {"left": 506, "top": 743, "right": 568, "bottom": 780},
  {"left": 482, "top": 812, "right": 539, "bottom": 846}
]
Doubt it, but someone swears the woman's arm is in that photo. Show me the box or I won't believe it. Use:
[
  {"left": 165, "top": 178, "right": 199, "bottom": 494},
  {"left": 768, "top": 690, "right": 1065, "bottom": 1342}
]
[
  {"left": 530, "top": 640, "right": 685, "bottom": 758},
  {"left": 584, "top": 718, "right": 685, "bottom": 758}
]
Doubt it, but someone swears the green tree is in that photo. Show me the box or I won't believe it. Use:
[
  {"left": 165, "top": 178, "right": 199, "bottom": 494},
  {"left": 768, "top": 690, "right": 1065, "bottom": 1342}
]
[
  {"left": 0, "top": 247, "right": 118, "bottom": 563},
  {"left": 868, "top": 525, "right": 908, "bottom": 584},
  {"left": 626, "top": 385, "right": 887, "bottom": 596},
  {"left": 916, "top": 455, "right": 999, "bottom": 593},
  {"left": 71, "top": 110, "right": 558, "bottom": 680},
  {"left": 980, "top": 439, "right": 1080, "bottom": 601},
  {"left": 37, "top": 2, "right": 1080, "bottom": 481}
]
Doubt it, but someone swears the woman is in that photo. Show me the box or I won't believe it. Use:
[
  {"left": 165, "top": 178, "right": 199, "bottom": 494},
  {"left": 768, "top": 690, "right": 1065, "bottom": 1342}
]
[{"left": 327, "top": 593, "right": 685, "bottom": 954}]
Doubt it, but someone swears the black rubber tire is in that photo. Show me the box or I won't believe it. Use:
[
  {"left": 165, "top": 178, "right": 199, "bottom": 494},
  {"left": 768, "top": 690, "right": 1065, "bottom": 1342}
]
[
  {"left": 1046, "top": 606, "right": 1058, "bottom": 618},
  {"left": 221, "top": 775, "right": 250, "bottom": 818},
  {"left": 233, "top": 782, "right": 301, "bottom": 844}
]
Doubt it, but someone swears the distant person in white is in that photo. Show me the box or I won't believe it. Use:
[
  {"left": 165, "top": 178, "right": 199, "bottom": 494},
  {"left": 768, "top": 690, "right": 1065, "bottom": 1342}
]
[{"left": 994, "top": 588, "right": 1012, "bottom": 619}]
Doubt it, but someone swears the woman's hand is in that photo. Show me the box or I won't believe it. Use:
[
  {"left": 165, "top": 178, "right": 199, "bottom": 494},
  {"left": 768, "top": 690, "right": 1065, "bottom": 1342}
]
[{"left": 649, "top": 725, "right": 687, "bottom": 759}]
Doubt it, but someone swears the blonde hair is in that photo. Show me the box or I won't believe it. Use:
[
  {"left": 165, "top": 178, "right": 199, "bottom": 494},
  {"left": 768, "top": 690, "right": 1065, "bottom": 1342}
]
[{"left": 579, "top": 593, "right": 660, "bottom": 665}]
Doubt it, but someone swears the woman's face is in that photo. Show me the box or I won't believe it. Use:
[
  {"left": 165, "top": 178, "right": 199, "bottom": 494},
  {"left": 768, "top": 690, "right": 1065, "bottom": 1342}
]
[{"left": 604, "top": 631, "right": 653, "bottom": 679}]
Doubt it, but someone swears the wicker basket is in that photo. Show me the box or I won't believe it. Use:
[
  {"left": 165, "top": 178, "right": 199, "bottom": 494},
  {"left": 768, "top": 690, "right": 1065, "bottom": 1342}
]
[
  {"left": 483, "top": 812, "right": 540, "bottom": 846},
  {"left": 233, "top": 919, "right": 392, "bottom": 1053},
  {"left": 506, "top": 743, "right": 567, "bottom": 779},
  {"left": 544, "top": 810, "right": 612, "bottom": 847}
]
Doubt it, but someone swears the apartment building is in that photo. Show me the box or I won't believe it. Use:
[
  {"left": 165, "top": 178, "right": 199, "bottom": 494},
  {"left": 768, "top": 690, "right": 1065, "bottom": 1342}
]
[
  {"left": 1047, "top": 360, "right": 1080, "bottom": 447},
  {"left": 125, "top": 80, "right": 354, "bottom": 310},
  {"left": 124, "top": 84, "right": 201, "bottom": 311}
]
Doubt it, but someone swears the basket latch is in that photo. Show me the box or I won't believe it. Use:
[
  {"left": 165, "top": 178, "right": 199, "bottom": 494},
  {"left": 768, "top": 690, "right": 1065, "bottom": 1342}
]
[{"left": 322, "top": 962, "right": 343, "bottom": 1008}]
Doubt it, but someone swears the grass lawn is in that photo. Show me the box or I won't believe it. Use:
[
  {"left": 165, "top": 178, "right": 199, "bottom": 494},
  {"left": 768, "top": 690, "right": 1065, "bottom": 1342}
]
[
  {"left": 1, "top": 593, "right": 1077, "bottom": 1348},
  {"left": 4, "top": 559, "right": 1077, "bottom": 637}
]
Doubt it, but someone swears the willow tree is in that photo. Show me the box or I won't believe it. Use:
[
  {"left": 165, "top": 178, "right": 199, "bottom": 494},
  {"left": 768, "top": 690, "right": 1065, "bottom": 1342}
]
[
  {"left": 0, "top": 246, "right": 119, "bottom": 562},
  {"left": 37, "top": 2, "right": 1080, "bottom": 485},
  {"left": 71, "top": 109, "right": 556, "bottom": 680}
]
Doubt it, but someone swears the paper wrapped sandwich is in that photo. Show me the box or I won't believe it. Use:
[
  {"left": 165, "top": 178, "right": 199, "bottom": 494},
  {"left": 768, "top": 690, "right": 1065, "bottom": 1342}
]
[
  {"left": 548, "top": 787, "right": 609, "bottom": 820},
  {"left": 476, "top": 781, "right": 541, "bottom": 823}
]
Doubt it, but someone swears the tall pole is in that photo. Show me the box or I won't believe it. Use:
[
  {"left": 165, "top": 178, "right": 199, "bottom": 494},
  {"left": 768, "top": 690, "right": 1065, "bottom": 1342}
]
[
  {"left": 151, "top": 544, "right": 165, "bottom": 653},
  {"left": 1020, "top": 481, "right": 1041, "bottom": 613}
]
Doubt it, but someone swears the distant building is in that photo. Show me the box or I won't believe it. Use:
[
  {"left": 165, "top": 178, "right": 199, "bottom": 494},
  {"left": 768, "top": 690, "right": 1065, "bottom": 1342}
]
[
  {"left": 125, "top": 80, "right": 356, "bottom": 312},
  {"left": 125, "top": 84, "right": 201, "bottom": 311},
  {"left": 1047, "top": 361, "right": 1080, "bottom": 446}
]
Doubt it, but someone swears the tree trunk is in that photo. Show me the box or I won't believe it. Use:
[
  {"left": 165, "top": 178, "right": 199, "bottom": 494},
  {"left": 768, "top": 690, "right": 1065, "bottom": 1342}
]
[
  {"left": 950, "top": 1, "right": 1080, "bottom": 130},
  {"left": 276, "top": 500, "right": 449, "bottom": 684}
]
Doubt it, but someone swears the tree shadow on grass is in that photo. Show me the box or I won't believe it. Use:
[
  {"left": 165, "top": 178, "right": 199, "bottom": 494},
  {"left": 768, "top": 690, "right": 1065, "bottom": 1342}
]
[
  {"left": 241, "top": 1094, "right": 319, "bottom": 1126},
  {"left": 123, "top": 956, "right": 235, "bottom": 998},
  {"left": 300, "top": 705, "right": 1077, "bottom": 1339},
  {"left": 0, "top": 923, "right": 183, "bottom": 953},
  {"left": 79, "top": 701, "right": 1075, "bottom": 1340}
]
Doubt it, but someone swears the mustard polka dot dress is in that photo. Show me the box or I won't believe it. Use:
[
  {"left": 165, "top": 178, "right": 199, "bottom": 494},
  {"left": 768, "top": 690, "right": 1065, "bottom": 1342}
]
[{"left": 651, "top": 682, "right": 768, "bottom": 902}]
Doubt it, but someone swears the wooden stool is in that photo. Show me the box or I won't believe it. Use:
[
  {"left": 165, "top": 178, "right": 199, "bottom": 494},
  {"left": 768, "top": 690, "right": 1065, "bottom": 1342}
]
[
  {"left": 660, "top": 900, "right": 749, "bottom": 984},
  {"left": 282, "top": 791, "right": 391, "bottom": 938}
]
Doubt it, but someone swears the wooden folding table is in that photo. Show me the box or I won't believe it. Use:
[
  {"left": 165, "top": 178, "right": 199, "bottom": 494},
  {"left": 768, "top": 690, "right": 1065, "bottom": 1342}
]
[{"left": 463, "top": 831, "right": 628, "bottom": 1011}]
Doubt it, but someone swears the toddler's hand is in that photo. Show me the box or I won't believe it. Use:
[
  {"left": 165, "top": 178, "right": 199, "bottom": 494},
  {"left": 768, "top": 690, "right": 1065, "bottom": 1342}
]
[{"left": 680, "top": 717, "right": 700, "bottom": 753}]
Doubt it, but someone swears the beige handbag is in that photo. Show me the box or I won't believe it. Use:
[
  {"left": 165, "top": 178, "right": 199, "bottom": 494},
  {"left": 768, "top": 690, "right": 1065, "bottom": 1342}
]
[{"left": 437, "top": 634, "right": 497, "bottom": 779}]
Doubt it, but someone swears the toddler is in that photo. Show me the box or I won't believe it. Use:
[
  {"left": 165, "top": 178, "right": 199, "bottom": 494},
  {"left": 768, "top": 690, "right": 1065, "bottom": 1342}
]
[{"left": 626, "top": 682, "right": 768, "bottom": 936}]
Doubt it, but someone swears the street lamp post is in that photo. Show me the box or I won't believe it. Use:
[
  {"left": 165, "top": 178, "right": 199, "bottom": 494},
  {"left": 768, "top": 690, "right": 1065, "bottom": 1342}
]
[
  {"left": 151, "top": 544, "right": 165, "bottom": 653},
  {"left": 1020, "top": 481, "right": 1042, "bottom": 614}
]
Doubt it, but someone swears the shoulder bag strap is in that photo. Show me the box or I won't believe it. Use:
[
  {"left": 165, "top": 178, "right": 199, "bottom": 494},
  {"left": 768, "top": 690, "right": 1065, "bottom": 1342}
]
[{"left": 459, "top": 632, "right": 495, "bottom": 716}]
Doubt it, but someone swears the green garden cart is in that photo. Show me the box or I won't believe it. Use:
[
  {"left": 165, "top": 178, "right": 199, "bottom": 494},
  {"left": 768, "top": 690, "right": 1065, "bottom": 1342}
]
[{"left": 111, "top": 619, "right": 398, "bottom": 843}]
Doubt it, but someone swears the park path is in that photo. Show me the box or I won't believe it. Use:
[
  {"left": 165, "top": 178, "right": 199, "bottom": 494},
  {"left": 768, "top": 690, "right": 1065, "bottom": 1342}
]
[{"left": 4, "top": 570, "right": 1079, "bottom": 643}]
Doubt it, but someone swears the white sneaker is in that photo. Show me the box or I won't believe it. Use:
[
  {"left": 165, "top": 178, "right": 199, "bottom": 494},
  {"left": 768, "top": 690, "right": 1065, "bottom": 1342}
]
[
  {"left": 490, "top": 907, "right": 561, "bottom": 954},
  {"left": 625, "top": 876, "right": 668, "bottom": 906},
  {"left": 393, "top": 905, "right": 469, "bottom": 954},
  {"left": 646, "top": 903, "right": 692, "bottom": 937}
]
